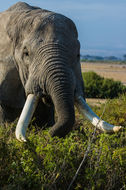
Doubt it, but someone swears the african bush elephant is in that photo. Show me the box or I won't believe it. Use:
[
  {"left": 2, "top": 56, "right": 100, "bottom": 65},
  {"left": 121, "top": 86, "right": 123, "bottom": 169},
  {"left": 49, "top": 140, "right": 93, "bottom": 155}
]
[{"left": 0, "top": 2, "right": 121, "bottom": 141}]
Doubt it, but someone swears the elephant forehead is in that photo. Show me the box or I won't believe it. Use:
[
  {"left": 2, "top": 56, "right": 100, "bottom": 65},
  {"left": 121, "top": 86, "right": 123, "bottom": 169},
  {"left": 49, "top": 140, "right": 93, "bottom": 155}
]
[
  {"left": 35, "top": 13, "right": 78, "bottom": 38},
  {"left": 6, "top": 2, "right": 77, "bottom": 37}
]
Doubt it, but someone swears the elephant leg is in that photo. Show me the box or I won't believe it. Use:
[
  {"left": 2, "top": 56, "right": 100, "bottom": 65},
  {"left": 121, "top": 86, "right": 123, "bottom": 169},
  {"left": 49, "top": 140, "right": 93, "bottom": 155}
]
[
  {"left": 0, "top": 104, "right": 22, "bottom": 123},
  {"left": 33, "top": 100, "right": 55, "bottom": 128}
]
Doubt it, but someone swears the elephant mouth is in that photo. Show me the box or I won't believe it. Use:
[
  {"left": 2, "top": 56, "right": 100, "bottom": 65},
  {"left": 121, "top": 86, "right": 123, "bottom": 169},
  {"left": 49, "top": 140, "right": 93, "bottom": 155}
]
[{"left": 15, "top": 94, "right": 122, "bottom": 142}]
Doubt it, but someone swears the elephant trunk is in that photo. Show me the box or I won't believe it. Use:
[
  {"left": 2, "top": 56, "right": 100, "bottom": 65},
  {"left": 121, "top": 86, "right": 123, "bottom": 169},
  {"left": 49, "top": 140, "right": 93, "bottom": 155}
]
[
  {"left": 49, "top": 82, "right": 75, "bottom": 137},
  {"left": 40, "top": 49, "right": 75, "bottom": 137}
]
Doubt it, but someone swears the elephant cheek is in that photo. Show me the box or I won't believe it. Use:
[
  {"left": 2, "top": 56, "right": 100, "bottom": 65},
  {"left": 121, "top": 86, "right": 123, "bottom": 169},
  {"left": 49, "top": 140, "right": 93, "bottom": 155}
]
[{"left": 24, "top": 76, "right": 42, "bottom": 97}]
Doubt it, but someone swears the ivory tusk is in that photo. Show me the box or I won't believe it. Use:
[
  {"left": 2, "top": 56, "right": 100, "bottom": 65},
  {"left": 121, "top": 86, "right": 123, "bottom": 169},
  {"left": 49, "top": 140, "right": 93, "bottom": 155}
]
[
  {"left": 75, "top": 96, "right": 122, "bottom": 133},
  {"left": 15, "top": 94, "right": 39, "bottom": 142}
]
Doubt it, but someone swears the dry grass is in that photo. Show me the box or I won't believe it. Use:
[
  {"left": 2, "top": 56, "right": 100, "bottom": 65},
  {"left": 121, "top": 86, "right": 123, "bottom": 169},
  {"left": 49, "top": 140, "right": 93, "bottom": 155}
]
[
  {"left": 86, "top": 98, "right": 106, "bottom": 106},
  {"left": 81, "top": 62, "right": 126, "bottom": 86}
]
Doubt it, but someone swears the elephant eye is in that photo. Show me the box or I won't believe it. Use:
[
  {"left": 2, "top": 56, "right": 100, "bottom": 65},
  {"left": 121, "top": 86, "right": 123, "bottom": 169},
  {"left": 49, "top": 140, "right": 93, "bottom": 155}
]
[
  {"left": 23, "top": 47, "right": 29, "bottom": 57},
  {"left": 24, "top": 51, "right": 29, "bottom": 57}
]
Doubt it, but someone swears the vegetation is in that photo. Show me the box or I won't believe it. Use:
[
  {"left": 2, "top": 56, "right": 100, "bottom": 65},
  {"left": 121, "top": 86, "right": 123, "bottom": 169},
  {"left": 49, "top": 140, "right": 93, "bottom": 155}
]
[
  {"left": 0, "top": 95, "right": 126, "bottom": 190},
  {"left": 82, "top": 71, "right": 126, "bottom": 98}
]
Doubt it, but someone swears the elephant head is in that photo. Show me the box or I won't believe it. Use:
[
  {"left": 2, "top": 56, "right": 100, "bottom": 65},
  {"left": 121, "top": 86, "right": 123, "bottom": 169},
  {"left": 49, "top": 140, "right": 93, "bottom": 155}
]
[{"left": 0, "top": 2, "right": 121, "bottom": 142}]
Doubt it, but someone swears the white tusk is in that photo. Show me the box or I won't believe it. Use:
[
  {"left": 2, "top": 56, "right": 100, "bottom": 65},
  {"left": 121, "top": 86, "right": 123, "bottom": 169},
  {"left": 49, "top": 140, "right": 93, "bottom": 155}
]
[
  {"left": 75, "top": 96, "right": 122, "bottom": 133},
  {"left": 15, "top": 94, "right": 39, "bottom": 142}
]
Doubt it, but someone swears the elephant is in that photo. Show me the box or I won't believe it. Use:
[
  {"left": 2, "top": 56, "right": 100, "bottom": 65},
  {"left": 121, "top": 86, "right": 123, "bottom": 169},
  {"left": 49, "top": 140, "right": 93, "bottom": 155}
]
[{"left": 0, "top": 2, "right": 121, "bottom": 142}]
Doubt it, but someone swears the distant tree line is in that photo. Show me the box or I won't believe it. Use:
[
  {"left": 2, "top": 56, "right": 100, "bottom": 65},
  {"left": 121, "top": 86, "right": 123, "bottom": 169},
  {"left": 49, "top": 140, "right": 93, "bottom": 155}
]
[{"left": 80, "top": 54, "right": 126, "bottom": 62}]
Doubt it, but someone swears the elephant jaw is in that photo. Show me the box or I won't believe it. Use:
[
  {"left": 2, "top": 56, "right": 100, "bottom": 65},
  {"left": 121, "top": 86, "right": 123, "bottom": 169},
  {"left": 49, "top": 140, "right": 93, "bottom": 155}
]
[
  {"left": 75, "top": 96, "right": 122, "bottom": 133},
  {"left": 15, "top": 94, "right": 122, "bottom": 142}
]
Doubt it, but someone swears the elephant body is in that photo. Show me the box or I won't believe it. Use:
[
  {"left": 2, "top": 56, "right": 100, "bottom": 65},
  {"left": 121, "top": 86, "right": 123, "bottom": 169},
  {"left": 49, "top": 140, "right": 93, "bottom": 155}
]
[
  {"left": 1, "top": 2, "right": 120, "bottom": 140},
  {"left": 0, "top": 2, "right": 84, "bottom": 136}
]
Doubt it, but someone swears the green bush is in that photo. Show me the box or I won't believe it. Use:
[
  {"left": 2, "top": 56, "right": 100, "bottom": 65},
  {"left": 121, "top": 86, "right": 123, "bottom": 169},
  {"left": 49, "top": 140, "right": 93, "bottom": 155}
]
[
  {"left": 82, "top": 71, "right": 126, "bottom": 98},
  {"left": 0, "top": 95, "right": 126, "bottom": 190}
]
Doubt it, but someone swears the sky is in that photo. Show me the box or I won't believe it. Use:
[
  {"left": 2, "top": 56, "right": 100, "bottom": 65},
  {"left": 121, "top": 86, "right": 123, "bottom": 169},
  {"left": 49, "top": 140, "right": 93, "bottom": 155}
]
[{"left": 0, "top": 0, "right": 126, "bottom": 58}]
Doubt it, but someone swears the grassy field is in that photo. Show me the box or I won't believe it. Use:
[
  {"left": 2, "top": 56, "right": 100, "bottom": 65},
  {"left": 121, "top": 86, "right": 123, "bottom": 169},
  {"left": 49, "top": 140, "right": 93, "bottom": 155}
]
[
  {"left": 0, "top": 95, "right": 126, "bottom": 190},
  {"left": 81, "top": 62, "right": 126, "bottom": 86}
]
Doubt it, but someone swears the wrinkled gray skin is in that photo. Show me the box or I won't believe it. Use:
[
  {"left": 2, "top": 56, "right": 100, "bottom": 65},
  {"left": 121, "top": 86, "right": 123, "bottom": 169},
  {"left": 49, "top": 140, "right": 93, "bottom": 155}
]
[{"left": 0, "top": 2, "right": 84, "bottom": 137}]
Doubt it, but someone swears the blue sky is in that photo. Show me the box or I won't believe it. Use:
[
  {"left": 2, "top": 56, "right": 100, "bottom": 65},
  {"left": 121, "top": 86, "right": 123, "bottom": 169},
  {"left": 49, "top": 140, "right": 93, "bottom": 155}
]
[{"left": 0, "top": 0, "right": 126, "bottom": 57}]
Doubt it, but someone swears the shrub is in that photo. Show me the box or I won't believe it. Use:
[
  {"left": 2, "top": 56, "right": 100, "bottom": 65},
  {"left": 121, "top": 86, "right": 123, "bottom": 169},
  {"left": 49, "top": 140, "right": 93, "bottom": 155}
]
[{"left": 82, "top": 71, "right": 126, "bottom": 98}]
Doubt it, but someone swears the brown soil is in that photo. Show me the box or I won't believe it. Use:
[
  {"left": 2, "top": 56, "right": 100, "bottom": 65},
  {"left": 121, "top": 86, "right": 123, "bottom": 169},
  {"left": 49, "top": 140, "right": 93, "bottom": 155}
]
[{"left": 81, "top": 62, "right": 126, "bottom": 86}]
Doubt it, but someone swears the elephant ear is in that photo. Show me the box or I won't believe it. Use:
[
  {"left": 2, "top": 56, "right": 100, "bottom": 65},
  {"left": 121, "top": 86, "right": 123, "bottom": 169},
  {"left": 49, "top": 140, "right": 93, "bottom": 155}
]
[
  {"left": 73, "top": 41, "right": 85, "bottom": 98},
  {"left": 6, "top": 11, "right": 38, "bottom": 47},
  {"left": 75, "top": 59, "right": 85, "bottom": 98},
  {"left": 6, "top": 14, "right": 23, "bottom": 48},
  {"left": 6, "top": 2, "right": 41, "bottom": 45},
  {"left": 6, "top": 3, "right": 50, "bottom": 47}
]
